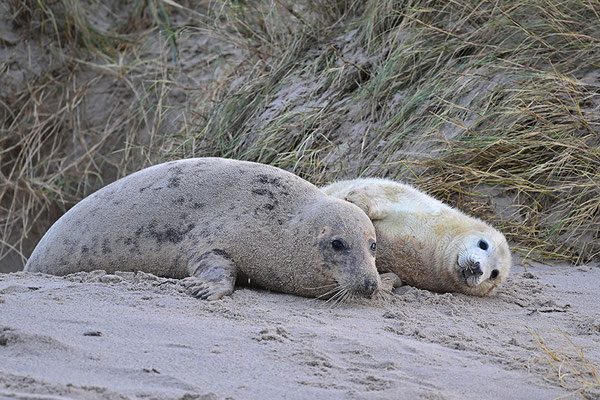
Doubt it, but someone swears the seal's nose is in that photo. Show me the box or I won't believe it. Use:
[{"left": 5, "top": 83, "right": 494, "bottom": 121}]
[
  {"left": 467, "top": 261, "right": 483, "bottom": 276},
  {"left": 356, "top": 278, "right": 379, "bottom": 298}
]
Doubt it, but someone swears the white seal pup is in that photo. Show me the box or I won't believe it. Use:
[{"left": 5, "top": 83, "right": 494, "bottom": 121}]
[
  {"left": 25, "top": 158, "right": 381, "bottom": 300},
  {"left": 322, "top": 178, "right": 511, "bottom": 296}
]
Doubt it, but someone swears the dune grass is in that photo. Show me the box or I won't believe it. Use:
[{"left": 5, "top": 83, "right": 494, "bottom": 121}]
[
  {"left": 1, "top": 0, "right": 186, "bottom": 264},
  {"left": 172, "top": 0, "right": 600, "bottom": 263},
  {"left": 1, "top": 0, "right": 598, "bottom": 268},
  {"left": 528, "top": 327, "right": 600, "bottom": 396}
]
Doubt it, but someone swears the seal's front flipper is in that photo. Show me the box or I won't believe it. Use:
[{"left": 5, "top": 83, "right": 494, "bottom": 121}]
[
  {"left": 181, "top": 249, "right": 237, "bottom": 300},
  {"left": 379, "top": 272, "right": 403, "bottom": 292},
  {"left": 344, "top": 189, "right": 389, "bottom": 221}
]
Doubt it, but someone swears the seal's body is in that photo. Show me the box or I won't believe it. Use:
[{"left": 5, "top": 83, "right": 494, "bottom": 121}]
[
  {"left": 322, "top": 178, "right": 511, "bottom": 296},
  {"left": 25, "top": 158, "right": 381, "bottom": 300}
]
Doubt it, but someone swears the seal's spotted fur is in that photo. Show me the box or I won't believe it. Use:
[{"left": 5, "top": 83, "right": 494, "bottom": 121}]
[{"left": 25, "top": 158, "right": 381, "bottom": 300}]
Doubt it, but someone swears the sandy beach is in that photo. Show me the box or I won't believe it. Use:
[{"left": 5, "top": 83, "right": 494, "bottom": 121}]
[{"left": 1, "top": 259, "right": 598, "bottom": 399}]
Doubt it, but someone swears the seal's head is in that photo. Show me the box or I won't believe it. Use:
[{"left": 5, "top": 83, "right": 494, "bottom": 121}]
[
  {"left": 448, "top": 228, "right": 511, "bottom": 296},
  {"left": 293, "top": 198, "right": 381, "bottom": 300}
]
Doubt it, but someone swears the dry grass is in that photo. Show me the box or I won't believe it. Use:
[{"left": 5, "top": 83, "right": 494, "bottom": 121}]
[
  {"left": 1, "top": 0, "right": 599, "bottom": 268},
  {"left": 172, "top": 0, "right": 599, "bottom": 263},
  {"left": 1, "top": 0, "right": 195, "bottom": 264},
  {"left": 528, "top": 327, "right": 600, "bottom": 397}
]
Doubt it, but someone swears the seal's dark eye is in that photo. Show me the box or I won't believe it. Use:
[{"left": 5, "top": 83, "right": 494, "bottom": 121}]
[
  {"left": 370, "top": 242, "right": 376, "bottom": 252},
  {"left": 478, "top": 239, "right": 489, "bottom": 251},
  {"left": 490, "top": 269, "right": 499, "bottom": 279},
  {"left": 331, "top": 240, "right": 345, "bottom": 250}
]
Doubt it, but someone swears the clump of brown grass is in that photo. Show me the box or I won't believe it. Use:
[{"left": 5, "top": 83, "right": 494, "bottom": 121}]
[
  {"left": 1, "top": 63, "right": 100, "bottom": 265},
  {"left": 175, "top": 0, "right": 599, "bottom": 263},
  {"left": 0, "top": 0, "right": 198, "bottom": 268},
  {"left": 382, "top": 1, "right": 600, "bottom": 263},
  {"left": 167, "top": 1, "right": 344, "bottom": 181},
  {"left": 527, "top": 327, "right": 600, "bottom": 396}
]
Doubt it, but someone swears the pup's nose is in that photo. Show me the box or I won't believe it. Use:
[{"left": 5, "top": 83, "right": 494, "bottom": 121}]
[{"left": 467, "top": 261, "right": 483, "bottom": 276}]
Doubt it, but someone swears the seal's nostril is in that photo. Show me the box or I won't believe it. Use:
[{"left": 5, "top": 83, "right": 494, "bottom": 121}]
[
  {"left": 468, "top": 264, "right": 483, "bottom": 276},
  {"left": 360, "top": 278, "right": 378, "bottom": 297}
]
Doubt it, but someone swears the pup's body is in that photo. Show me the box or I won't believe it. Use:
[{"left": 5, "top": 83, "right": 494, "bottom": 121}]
[{"left": 322, "top": 178, "right": 511, "bottom": 296}]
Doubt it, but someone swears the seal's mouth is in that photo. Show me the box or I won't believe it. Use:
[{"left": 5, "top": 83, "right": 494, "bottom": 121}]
[
  {"left": 329, "top": 275, "right": 381, "bottom": 302},
  {"left": 315, "top": 279, "right": 378, "bottom": 304}
]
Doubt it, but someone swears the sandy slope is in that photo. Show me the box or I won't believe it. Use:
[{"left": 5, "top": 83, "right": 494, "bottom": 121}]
[{"left": 1, "top": 261, "right": 599, "bottom": 400}]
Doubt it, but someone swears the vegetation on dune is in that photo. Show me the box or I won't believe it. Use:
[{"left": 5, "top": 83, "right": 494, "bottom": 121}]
[{"left": 1, "top": 0, "right": 599, "bottom": 269}]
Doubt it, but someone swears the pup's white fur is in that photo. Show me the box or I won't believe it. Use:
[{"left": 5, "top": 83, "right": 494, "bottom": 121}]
[{"left": 322, "top": 178, "right": 511, "bottom": 296}]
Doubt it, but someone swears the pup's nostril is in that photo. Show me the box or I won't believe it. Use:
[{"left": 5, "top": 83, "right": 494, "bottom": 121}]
[{"left": 468, "top": 262, "right": 483, "bottom": 276}]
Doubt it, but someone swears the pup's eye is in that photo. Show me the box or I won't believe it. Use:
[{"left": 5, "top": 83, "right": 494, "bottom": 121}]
[
  {"left": 490, "top": 269, "right": 499, "bottom": 279},
  {"left": 331, "top": 240, "right": 345, "bottom": 250},
  {"left": 370, "top": 242, "right": 377, "bottom": 252},
  {"left": 478, "top": 239, "right": 489, "bottom": 251}
]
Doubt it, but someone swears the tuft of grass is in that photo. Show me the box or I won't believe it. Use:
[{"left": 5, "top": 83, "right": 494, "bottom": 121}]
[
  {"left": 1, "top": 0, "right": 200, "bottom": 269},
  {"left": 8, "top": 0, "right": 120, "bottom": 55},
  {"left": 527, "top": 327, "right": 600, "bottom": 396},
  {"left": 166, "top": 1, "right": 341, "bottom": 181}
]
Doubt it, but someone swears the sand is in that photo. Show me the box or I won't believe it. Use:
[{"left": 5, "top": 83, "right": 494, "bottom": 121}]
[{"left": 1, "top": 259, "right": 599, "bottom": 400}]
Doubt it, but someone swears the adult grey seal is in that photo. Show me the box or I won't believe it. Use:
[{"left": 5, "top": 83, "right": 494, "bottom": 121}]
[
  {"left": 25, "top": 158, "right": 381, "bottom": 300},
  {"left": 322, "top": 178, "right": 511, "bottom": 296}
]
